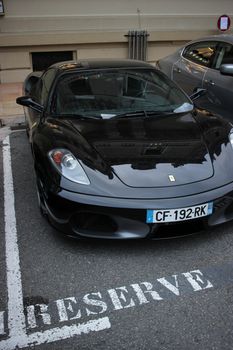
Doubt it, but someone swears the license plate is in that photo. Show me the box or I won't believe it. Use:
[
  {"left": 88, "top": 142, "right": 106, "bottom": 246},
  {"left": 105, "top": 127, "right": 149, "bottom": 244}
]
[{"left": 146, "top": 202, "right": 213, "bottom": 223}]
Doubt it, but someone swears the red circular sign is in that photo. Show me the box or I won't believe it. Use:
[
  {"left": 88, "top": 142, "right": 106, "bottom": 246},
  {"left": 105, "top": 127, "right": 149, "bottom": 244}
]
[{"left": 217, "top": 15, "right": 231, "bottom": 31}]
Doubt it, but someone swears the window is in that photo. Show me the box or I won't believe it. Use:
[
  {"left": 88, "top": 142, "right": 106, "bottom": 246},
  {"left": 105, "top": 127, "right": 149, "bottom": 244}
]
[
  {"left": 24, "top": 75, "right": 40, "bottom": 95},
  {"left": 183, "top": 41, "right": 218, "bottom": 68},
  {"left": 40, "top": 69, "right": 57, "bottom": 106},
  {"left": 0, "top": 0, "right": 5, "bottom": 15},
  {"left": 30, "top": 69, "right": 56, "bottom": 107},
  {"left": 31, "top": 51, "right": 73, "bottom": 71},
  {"left": 214, "top": 43, "right": 233, "bottom": 69},
  {"left": 54, "top": 69, "right": 192, "bottom": 117}
]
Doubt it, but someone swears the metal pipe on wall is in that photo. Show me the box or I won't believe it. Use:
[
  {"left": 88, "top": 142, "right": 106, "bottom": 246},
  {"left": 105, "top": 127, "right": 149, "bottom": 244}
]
[{"left": 125, "top": 30, "right": 149, "bottom": 61}]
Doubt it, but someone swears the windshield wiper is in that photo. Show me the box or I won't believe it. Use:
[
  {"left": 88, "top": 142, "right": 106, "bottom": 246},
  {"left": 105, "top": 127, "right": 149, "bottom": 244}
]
[
  {"left": 57, "top": 114, "right": 102, "bottom": 120},
  {"left": 112, "top": 110, "right": 173, "bottom": 119}
]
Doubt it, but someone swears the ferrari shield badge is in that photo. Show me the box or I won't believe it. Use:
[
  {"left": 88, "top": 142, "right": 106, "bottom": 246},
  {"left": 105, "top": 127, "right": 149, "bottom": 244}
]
[{"left": 169, "top": 175, "right": 176, "bottom": 182}]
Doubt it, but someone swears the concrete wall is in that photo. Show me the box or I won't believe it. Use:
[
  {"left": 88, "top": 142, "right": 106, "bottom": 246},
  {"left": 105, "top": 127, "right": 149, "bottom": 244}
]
[{"left": 0, "top": 0, "right": 232, "bottom": 82}]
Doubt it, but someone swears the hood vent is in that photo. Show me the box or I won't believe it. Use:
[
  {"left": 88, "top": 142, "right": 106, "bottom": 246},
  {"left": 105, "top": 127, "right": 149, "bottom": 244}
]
[{"left": 143, "top": 145, "right": 166, "bottom": 156}]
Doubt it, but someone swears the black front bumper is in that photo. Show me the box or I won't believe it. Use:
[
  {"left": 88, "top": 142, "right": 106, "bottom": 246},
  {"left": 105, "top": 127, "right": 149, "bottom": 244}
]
[{"left": 40, "top": 181, "right": 233, "bottom": 239}]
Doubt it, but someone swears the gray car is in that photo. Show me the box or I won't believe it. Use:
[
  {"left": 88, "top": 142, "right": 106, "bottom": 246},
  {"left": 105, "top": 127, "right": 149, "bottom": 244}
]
[{"left": 157, "top": 34, "right": 233, "bottom": 121}]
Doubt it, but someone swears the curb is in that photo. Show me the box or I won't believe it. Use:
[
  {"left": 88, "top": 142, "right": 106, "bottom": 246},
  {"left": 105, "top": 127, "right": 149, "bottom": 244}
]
[{"left": 0, "top": 115, "right": 25, "bottom": 128}]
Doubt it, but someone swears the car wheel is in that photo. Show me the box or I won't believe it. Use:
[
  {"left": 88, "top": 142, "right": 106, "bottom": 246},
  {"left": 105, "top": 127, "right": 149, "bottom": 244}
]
[{"left": 36, "top": 180, "right": 48, "bottom": 217}]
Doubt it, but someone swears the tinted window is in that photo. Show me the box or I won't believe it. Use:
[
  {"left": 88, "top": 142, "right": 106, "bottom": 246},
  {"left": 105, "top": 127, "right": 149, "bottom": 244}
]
[
  {"left": 213, "top": 43, "right": 233, "bottom": 69},
  {"left": 40, "top": 68, "right": 56, "bottom": 106},
  {"left": 24, "top": 75, "right": 40, "bottom": 95},
  {"left": 30, "top": 79, "right": 41, "bottom": 103},
  {"left": 183, "top": 41, "right": 218, "bottom": 68},
  {"left": 54, "top": 69, "right": 193, "bottom": 117}
]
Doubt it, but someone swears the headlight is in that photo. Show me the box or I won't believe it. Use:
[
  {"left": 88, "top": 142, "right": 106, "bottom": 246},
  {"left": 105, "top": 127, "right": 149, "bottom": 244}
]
[{"left": 48, "top": 149, "right": 90, "bottom": 185}]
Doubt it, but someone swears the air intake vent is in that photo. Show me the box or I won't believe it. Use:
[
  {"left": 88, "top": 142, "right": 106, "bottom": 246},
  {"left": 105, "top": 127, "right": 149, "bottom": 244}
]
[{"left": 144, "top": 146, "right": 165, "bottom": 156}]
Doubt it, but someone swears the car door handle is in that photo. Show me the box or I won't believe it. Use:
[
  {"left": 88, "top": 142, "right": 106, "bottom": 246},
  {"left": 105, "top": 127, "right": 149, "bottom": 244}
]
[
  {"left": 205, "top": 80, "right": 215, "bottom": 86},
  {"left": 174, "top": 68, "right": 181, "bottom": 73}
]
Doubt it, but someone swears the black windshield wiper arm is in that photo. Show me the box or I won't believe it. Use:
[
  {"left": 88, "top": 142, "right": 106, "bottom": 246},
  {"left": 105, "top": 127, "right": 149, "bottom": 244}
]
[
  {"left": 112, "top": 110, "right": 173, "bottom": 119},
  {"left": 57, "top": 114, "right": 102, "bottom": 120}
]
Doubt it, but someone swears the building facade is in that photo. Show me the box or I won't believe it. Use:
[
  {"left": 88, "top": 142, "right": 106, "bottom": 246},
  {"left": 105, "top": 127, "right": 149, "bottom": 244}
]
[{"left": 0, "top": 0, "right": 232, "bottom": 83}]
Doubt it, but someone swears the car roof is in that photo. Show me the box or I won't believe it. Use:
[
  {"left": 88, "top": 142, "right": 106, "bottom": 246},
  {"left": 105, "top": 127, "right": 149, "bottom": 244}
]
[
  {"left": 50, "top": 59, "right": 153, "bottom": 71},
  {"left": 187, "top": 33, "right": 233, "bottom": 45}
]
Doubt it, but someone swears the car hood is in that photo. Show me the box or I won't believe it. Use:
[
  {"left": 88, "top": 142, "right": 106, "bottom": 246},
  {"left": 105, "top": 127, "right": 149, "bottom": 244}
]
[{"left": 68, "top": 112, "right": 214, "bottom": 188}]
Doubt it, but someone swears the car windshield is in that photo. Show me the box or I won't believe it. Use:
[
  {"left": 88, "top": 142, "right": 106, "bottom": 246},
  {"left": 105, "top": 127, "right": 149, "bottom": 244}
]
[{"left": 53, "top": 68, "right": 193, "bottom": 118}]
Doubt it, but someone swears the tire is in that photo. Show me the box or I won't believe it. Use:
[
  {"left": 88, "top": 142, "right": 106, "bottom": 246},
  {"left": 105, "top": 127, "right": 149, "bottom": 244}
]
[{"left": 36, "top": 180, "right": 48, "bottom": 217}]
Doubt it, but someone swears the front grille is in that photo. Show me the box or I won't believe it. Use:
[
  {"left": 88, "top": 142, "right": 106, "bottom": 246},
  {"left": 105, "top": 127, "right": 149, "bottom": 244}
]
[
  {"left": 149, "top": 218, "right": 205, "bottom": 239},
  {"left": 71, "top": 211, "right": 118, "bottom": 234}
]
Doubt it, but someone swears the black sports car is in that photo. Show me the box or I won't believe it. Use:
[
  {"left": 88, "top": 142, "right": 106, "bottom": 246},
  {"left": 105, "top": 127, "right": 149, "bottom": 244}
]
[{"left": 16, "top": 59, "right": 233, "bottom": 239}]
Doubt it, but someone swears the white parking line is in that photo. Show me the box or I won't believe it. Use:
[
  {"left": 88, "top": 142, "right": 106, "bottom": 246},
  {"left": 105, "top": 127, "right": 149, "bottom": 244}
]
[
  {"left": 0, "top": 318, "right": 111, "bottom": 350},
  {"left": 0, "top": 127, "right": 10, "bottom": 142},
  {"left": 0, "top": 312, "right": 5, "bottom": 335},
  {"left": 2, "top": 136, "right": 26, "bottom": 337},
  {"left": 1, "top": 135, "right": 111, "bottom": 349}
]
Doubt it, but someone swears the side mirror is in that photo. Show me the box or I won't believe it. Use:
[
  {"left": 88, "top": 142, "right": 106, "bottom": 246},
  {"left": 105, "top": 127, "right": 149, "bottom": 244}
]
[
  {"left": 189, "top": 88, "right": 206, "bottom": 101},
  {"left": 16, "top": 96, "right": 44, "bottom": 113},
  {"left": 220, "top": 64, "right": 233, "bottom": 76}
]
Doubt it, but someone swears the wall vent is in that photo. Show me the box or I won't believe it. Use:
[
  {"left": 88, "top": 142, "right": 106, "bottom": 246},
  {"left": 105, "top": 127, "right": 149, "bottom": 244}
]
[{"left": 125, "top": 30, "right": 149, "bottom": 61}]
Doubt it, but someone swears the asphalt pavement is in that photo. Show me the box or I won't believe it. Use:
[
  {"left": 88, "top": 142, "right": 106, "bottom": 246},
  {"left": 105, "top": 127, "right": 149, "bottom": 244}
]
[{"left": 1, "top": 130, "right": 233, "bottom": 349}]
